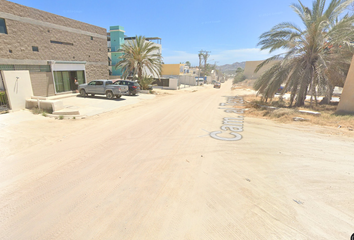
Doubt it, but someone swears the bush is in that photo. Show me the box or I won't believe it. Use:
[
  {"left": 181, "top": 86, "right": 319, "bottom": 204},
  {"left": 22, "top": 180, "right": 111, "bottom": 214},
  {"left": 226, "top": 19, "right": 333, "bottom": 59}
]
[
  {"left": 0, "top": 91, "right": 7, "bottom": 105},
  {"left": 233, "top": 73, "right": 246, "bottom": 84},
  {"left": 139, "top": 77, "right": 155, "bottom": 90}
]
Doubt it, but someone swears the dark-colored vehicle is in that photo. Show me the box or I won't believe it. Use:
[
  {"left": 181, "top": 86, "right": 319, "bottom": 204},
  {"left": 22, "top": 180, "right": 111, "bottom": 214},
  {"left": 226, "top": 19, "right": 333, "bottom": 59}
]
[
  {"left": 114, "top": 80, "right": 140, "bottom": 96},
  {"left": 214, "top": 82, "right": 221, "bottom": 88}
]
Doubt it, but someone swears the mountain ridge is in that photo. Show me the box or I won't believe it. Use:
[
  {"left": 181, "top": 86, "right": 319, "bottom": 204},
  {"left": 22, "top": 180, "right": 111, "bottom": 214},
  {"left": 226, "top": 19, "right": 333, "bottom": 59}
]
[{"left": 218, "top": 62, "right": 246, "bottom": 74}]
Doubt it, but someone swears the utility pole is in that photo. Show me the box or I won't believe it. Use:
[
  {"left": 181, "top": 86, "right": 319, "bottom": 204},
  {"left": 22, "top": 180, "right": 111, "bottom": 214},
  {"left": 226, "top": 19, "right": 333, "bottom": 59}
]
[
  {"left": 198, "top": 51, "right": 203, "bottom": 86},
  {"left": 198, "top": 50, "right": 211, "bottom": 85}
]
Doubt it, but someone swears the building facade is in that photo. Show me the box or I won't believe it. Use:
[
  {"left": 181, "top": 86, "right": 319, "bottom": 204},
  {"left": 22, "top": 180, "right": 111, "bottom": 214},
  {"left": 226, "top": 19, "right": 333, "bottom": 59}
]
[
  {"left": 107, "top": 26, "right": 162, "bottom": 78},
  {"left": 0, "top": 0, "right": 108, "bottom": 96},
  {"left": 243, "top": 60, "right": 279, "bottom": 80}
]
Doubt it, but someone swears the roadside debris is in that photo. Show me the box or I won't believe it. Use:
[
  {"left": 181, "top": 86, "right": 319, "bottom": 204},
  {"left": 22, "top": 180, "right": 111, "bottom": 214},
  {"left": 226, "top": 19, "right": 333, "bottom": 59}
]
[
  {"left": 293, "top": 117, "right": 309, "bottom": 121},
  {"left": 293, "top": 199, "right": 304, "bottom": 205}
]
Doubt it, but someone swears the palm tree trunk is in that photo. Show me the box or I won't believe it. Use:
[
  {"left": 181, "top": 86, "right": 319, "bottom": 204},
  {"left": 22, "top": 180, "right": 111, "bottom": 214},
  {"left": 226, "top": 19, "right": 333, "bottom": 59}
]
[
  {"left": 310, "top": 80, "right": 314, "bottom": 107},
  {"left": 296, "top": 80, "right": 308, "bottom": 107}
]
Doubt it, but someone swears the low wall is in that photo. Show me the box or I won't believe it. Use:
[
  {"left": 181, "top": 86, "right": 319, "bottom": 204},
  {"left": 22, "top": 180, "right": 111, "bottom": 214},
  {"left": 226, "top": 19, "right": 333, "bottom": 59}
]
[{"left": 336, "top": 55, "right": 354, "bottom": 114}]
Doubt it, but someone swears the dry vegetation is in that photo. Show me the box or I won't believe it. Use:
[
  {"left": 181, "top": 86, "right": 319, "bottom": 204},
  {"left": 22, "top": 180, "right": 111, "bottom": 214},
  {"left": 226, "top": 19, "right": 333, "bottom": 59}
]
[{"left": 242, "top": 93, "right": 354, "bottom": 136}]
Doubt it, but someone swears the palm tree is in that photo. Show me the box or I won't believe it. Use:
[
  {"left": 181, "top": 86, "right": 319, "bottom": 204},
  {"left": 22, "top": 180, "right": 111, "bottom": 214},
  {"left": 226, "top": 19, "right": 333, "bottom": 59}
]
[
  {"left": 254, "top": 0, "right": 354, "bottom": 107},
  {"left": 115, "top": 36, "right": 162, "bottom": 83}
]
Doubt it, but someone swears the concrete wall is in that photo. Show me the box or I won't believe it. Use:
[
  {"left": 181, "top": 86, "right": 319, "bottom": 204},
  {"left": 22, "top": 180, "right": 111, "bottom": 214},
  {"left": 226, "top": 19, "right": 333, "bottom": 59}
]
[
  {"left": 1, "top": 70, "right": 33, "bottom": 110},
  {"left": 244, "top": 60, "right": 279, "bottom": 79},
  {"left": 336, "top": 55, "right": 354, "bottom": 114},
  {"left": 169, "top": 78, "right": 178, "bottom": 90},
  {"left": 178, "top": 75, "right": 197, "bottom": 86}
]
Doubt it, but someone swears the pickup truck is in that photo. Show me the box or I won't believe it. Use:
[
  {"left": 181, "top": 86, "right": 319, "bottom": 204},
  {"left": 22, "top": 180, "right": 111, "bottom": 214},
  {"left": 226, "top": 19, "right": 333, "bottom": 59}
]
[{"left": 78, "top": 80, "right": 129, "bottom": 99}]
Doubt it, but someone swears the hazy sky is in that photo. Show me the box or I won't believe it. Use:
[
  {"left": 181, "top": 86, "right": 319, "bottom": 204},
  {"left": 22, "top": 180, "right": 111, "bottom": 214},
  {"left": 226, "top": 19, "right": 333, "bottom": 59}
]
[{"left": 8, "top": 0, "right": 343, "bottom": 65}]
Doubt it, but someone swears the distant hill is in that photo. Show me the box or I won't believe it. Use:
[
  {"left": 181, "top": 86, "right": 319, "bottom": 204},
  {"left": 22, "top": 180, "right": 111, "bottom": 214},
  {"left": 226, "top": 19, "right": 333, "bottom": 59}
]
[{"left": 218, "top": 62, "right": 246, "bottom": 74}]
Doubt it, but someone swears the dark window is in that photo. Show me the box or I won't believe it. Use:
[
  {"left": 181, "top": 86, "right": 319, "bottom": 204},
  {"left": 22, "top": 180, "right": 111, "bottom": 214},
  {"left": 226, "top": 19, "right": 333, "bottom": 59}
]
[
  {"left": 32, "top": 46, "right": 39, "bottom": 52},
  {"left": 106, "top": 81, "right": 112, "bottom": 85},
  {"left": 88, "top": 81, "right": 96, "bottom": 85},
  {"left": 0, "top": 18, "right": 7, "bottom": 34},
  {"left": 96, "top": 81, "right": 103, "bottom": 85},
  {"left": 91, "top": 36, "right": 93, "bottom": 40},
  {"left": 50, "top": 40, "right": 74, "bottom": 46},
  {"left": 0, "top": 65, "right": 50, "bottom": 72},
  {"left": 9, "top": 50, "right": 12, "bottom": 53}
]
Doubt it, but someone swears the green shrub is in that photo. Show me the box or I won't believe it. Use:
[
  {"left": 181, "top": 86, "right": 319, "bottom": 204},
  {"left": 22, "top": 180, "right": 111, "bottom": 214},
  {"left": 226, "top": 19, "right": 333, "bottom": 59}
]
[
  {"left": 0, "top": 91, "right": 7, "bottom": 105},
  {"left": 233, "top": 73, "right": 246, "bottom": 84},
  {"left": 139, "top": 77, "right": 155, "bottom": 90}
]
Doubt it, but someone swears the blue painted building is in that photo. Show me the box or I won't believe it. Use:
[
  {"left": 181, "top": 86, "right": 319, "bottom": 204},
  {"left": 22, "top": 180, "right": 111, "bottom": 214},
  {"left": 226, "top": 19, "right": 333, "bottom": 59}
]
[
  {"left": 108, "top": 25, "right": 162, "bottom": 77},
  {"left": 108, "top": 25, "right": 125, "bottom": 76}
]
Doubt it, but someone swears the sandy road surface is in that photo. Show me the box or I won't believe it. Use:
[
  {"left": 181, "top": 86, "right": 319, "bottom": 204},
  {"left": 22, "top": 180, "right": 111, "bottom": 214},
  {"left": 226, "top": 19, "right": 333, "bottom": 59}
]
[{"left": 1, "top": 81, "right": 354, "bottom": 239}]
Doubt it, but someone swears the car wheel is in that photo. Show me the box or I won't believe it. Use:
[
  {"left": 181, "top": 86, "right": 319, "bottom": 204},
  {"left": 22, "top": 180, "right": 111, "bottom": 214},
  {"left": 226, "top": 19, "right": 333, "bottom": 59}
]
[
  {"left": 106, "top": 91, "right": 114, "bottom": 99},
  {"left": 116, "top": 95, "right": 122, "bottom": 99},
  {"left": 80, "top": 89, "right": 87, "bottom": 97}
]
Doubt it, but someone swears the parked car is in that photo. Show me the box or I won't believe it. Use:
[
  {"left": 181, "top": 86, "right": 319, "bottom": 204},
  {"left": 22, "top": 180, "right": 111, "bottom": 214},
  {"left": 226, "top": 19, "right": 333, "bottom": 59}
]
[
  {"left": 276, "top": 86, "right": 284, "bottom": 95},
  {"left": 214, "top": 82, "right": 221, "bottom": 88},
  {"left": 114, "top": 80, "right": 141, "bottom": 96},
  {"left": 78, "top": 80, "right": 129, "bottom": 99}
]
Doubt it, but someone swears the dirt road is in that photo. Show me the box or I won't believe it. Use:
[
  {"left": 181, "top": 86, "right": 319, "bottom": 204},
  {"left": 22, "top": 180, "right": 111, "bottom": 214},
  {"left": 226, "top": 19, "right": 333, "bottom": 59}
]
[{"left": 1, "top": 81, "right": 354, "bottom": 239}]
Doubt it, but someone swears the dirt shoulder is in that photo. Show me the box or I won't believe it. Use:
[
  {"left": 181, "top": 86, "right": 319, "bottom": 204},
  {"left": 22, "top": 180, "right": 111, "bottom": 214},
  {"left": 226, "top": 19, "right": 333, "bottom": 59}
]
[{"left": 231, "top": 86, "right": 354, "bottom": 138}]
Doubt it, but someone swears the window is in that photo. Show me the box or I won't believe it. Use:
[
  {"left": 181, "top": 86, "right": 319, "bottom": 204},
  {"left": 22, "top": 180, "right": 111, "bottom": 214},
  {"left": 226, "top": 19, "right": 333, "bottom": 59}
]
[
  {"left": 88, "top": 81, "right": 96, "bottom": 85},
  {"left": 0, "top": 18, "right": 7, "bottom": 34},
  {"left": 32, "top": 46, "right": 39, "bottom": 52},
  {"left": 50, "top": 40, "right": 73, "bottom": 46}
]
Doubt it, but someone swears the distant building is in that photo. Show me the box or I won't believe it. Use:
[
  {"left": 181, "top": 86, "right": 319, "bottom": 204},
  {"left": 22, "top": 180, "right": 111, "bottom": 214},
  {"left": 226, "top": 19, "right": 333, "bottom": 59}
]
[
  {"left": 107, "top": 26, "right": 162, "bottom": 78},
  {"left": 0, "top": 0, "right": 108, "bottom": 96},
  {"left": 244, "top": 60, "right": 279, "bottom": 80},
  {"left": 161, "top": 64, "right": 186, "bottom": 76}
]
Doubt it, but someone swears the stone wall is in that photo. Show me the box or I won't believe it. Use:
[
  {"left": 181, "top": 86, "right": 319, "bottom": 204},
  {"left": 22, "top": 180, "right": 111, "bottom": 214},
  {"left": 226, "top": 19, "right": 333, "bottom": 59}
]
[
  {"left": 0, "top": 0, "right": 109, "bottom": 92},
  {"left": 0, "top": 0, "right": 104, "bottom": 35},
  {"left": 86, "top": 64, "right": 109, "bottom": 83},
  {"left": 0, "top": 15, "right": 107, "bottom": 63},
  {"left": 30, "top": 72, "right": 54, "bottom": 97}
]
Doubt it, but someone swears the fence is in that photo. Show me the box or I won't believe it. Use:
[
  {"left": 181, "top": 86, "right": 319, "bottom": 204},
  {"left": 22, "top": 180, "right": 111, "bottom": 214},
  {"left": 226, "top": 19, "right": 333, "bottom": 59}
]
[{"left": 178, "top": 75, "right": 197, "bottom": 88}]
